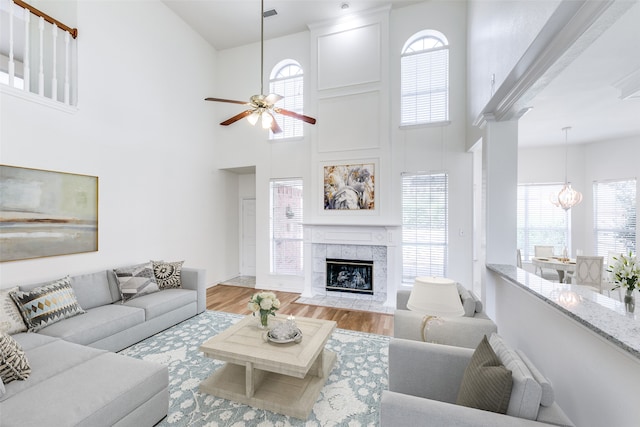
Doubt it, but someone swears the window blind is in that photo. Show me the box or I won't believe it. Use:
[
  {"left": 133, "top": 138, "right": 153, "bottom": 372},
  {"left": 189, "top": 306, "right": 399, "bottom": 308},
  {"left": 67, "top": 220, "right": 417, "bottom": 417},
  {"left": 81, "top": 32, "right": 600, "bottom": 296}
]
[
  {"left": 401, "top": 172, "right": 448, "bottom": 283},
  {"left": 593, "top": 179, "right": 637, "bottom": 256},
  {"left": 270, "top": 179, "right": 304, "bottom": 275},
  {"left": 517, "top": 183, "right": 570, "bottom": 262},
  {"left": 269, "top": 63, "right": 304, "bottom": 140},
  {"left": 401, "top": 45, "right": 449, "bottom": 125}
]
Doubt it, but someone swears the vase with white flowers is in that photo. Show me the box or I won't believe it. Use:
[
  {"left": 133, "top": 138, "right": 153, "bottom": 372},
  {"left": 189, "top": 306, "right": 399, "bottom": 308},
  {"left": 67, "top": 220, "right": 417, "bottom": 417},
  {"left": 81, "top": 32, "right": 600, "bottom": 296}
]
[
  {"left": 608, "top": 251, "right": 639, "bottom": 313},
  {"left": 248, "top": 291, "right": 281, "bottom": 328}
]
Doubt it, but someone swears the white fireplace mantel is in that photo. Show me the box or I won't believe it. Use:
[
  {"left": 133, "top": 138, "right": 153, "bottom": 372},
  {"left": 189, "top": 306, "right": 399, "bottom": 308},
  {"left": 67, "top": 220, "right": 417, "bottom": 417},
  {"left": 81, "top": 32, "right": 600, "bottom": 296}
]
[{"left": 302, "top": 223, "right": 400, "bottom": 307}]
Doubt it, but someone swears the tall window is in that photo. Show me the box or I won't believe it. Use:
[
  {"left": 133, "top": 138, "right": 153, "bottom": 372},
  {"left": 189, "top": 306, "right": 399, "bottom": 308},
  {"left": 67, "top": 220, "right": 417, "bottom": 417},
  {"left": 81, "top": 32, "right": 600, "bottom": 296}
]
[
  {"left": 402, "top": 172, "right": 448, "bottom": 283},
  {"left": 517, "top": 184, "right": 570, "bottom": 262},
  {"left": 401, "top": 30, "right": 449, "bottom": 125},
  {"left": 269, "top": 60, "right": 304, "bottom": 140},
  {"left": 270, "top": 179, "right": 304, "bottom": 275},
  {"left": 593, "top": 179, "right": 636, "bottom": 256}
]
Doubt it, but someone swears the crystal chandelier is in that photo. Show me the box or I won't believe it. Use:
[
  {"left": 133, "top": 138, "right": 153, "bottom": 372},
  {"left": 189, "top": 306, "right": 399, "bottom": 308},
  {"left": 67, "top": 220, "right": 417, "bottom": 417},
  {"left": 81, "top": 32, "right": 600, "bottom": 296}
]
[{"left": 550, "top": 127, "right": 582, "bottom": 210}]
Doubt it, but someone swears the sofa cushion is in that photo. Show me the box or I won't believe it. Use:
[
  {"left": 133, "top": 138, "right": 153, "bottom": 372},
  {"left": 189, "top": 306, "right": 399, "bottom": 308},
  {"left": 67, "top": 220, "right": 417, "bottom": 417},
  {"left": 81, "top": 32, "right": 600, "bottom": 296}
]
[
  {"left": 0, "top": 287, "right": 26, "bottom": 334},
  {"left": 114, "top": 262, "right": 160, "bottom": 302},
  {"left": 517, "top": 349, "right": 555, "bottom": 407},
  {"left": 70, "top": 271, "right": 115, "bottom": 309},
  {"left": 0, "top": 348, "right": 167, "bottom": 426},
  {"left": 124, "top": 288, "right": 196, "bottom": 320},
  {"left": 456, "top": 284, "right": 476, "bottom": 317},
  {"left": 456, "top": 335, "right": 512, "bottom": 414},
  {"left": 36, "top": 304, "right": 145, "bottom": 346},
  {"left": 152, "top": 260, "right": 184, "bottom": 289},
  {"left": 0, "top": 333, "right": 31, "bottom": 385},
  {"left": 10, "top": 276, "right": 86, "bottom": 332},
  {"left": 1, "top": 334, "right": 106, "bottom": 402},
  {"left": 489, "top": 333, "right": 542, "bottom": 420}
]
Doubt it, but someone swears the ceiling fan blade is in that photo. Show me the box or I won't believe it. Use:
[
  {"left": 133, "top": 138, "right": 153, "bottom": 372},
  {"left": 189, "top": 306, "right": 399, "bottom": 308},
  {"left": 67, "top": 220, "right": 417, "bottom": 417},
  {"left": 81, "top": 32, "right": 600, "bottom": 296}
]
[
  {"left": 270, "top": 118, "right": 282, "bottom": 134},
  {"left": 264, "top": 93, "right": 284, "bottom": 106},
  {"left": 205, "top": 97, "right": 248, "bottom": 105},
  {"left": 220, "top": 110, "right": 253, "bottom": 126},
  {"left": 274, "top": 108, "right": 317, "bottom": 125}
]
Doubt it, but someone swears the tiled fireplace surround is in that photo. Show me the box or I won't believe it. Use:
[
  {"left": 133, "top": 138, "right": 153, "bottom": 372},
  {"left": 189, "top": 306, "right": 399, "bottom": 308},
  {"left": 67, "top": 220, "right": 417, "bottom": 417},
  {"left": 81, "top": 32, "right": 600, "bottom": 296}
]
[{"left": 302, "top": 224, "right": 400, "bottom": 309}]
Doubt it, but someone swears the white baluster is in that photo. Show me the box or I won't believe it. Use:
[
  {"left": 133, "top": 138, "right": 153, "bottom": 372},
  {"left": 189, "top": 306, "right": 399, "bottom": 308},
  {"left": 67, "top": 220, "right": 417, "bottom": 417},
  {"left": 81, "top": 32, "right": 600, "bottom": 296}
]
[
  {"left": 51, "top": 24, "right": 58, "bottom": 101},
  {"left": 64, "top": 32, "right": 70, "bottom": 105},
  {"left": 23, "top": 7, "right": 30, "bottom": 92},
  {"left": 8, "top": 0, "right": 15, "bottom": 87},
  {"left": 38, "top": 16, "right": 44, "bottom": 96}
]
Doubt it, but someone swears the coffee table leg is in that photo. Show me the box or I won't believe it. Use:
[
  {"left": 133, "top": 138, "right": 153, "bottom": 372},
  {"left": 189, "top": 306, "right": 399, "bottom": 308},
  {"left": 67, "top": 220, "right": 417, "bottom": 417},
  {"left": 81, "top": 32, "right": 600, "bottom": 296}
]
[
  {"left": 245, "top": 362, "right": 255, "bottom": 398},
  {"left": 309, "top": 350, "right": 326, "bottom": 378}
]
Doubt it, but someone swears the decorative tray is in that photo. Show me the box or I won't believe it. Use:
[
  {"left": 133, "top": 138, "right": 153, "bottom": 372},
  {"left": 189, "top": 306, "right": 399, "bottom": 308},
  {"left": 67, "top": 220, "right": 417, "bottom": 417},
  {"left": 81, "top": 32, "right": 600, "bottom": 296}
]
[
  {"left": 265, "top": 329, "right": 303, "bottom": 344},
  {"left": 537, "top": 257, "right": 548, "bottom": 261}
]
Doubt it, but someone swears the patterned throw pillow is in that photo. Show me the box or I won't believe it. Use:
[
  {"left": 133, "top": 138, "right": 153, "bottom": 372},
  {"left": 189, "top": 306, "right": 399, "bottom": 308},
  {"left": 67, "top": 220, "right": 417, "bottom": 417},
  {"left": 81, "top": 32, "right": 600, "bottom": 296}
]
[
  {"left": 0, "top": 333, "right": 31, "bottom": 384},
  {"left": 152, "top": 260, "right": 184, "bottom": 289},
  {"left": 0, "top": 287, "right": 27, "bottom": 334},
  {"left": 10, "top": 277, "right": 86, "bottom": 332},
  {"left": 114, "top": 262, "right": 160, "bottom": 302}
]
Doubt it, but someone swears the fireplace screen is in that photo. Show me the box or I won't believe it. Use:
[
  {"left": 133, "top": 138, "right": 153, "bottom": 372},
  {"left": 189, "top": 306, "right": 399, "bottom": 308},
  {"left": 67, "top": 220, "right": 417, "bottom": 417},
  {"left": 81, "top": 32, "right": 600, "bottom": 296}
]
[{"left": 326, "top": 258, "right": 373, "bottom": 294}]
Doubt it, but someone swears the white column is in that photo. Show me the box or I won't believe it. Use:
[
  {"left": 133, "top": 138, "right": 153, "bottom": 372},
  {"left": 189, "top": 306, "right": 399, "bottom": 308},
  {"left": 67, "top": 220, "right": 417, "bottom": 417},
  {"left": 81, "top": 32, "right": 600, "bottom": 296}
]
[{"left": 483, "top": 120, "right": 518, "bottom": 265}]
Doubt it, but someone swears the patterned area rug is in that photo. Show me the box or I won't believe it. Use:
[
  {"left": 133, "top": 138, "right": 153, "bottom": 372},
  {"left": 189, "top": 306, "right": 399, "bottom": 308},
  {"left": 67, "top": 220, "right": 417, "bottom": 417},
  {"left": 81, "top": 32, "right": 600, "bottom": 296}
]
[{"left": 119, "top": 310, "right": 389, "bottom": 427}]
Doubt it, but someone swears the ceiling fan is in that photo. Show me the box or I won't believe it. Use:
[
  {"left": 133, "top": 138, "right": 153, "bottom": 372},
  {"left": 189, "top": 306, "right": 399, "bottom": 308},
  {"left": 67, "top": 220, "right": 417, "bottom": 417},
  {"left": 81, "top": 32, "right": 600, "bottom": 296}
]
[{"left": 205, "top": 0, "right": 317, "bottom": 134}]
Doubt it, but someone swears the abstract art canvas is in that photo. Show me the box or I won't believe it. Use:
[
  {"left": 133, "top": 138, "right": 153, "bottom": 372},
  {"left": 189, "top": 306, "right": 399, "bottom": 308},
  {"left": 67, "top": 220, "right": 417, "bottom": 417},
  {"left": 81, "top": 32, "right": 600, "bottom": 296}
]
[
  {"left": 0, "top": 165, "right": 98, "bottom": 262},
  {"left": 324, "top": 162, "right": 375, "bottom": 210}
]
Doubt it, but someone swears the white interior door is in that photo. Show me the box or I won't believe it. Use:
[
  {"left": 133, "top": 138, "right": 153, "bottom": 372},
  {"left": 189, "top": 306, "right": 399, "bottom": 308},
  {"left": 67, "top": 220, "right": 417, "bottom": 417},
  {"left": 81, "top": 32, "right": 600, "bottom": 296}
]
[{"left": 241, "top": 198, "right": 256, "bottom": 276}]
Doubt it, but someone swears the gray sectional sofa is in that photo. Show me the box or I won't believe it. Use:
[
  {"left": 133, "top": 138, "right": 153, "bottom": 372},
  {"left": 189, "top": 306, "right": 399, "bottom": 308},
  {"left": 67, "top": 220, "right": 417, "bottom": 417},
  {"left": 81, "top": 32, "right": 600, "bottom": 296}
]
[{"left": 1, "top": 265, "right": 207, "bottom": 427}]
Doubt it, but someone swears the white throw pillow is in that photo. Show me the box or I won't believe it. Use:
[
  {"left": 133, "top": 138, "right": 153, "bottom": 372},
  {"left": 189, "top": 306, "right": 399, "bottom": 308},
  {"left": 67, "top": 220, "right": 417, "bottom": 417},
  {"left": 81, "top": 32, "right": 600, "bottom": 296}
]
[
  {"left": 489, "top": 333, "right": 542, "bottom": 420},
  {"left": 0, "top": 287, "right": 26, "bottom": 335}
]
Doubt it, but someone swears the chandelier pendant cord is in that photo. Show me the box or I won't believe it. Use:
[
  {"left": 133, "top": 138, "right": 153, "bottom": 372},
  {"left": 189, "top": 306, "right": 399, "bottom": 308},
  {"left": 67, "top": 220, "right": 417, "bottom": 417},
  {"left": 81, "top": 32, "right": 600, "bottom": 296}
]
[
  {"left": 563, "top": 126, "right": 570, "bottom": 184},
  {"left": 260, "top": 0, "right": 264, "bottom": 96}
]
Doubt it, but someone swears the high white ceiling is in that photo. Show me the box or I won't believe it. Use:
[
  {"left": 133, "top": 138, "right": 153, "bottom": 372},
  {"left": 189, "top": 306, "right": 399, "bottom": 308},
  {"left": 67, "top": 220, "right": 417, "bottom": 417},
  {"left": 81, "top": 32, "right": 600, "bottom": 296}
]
[{"left": 163, "top": 0, "right": 640, "bottom": 147}]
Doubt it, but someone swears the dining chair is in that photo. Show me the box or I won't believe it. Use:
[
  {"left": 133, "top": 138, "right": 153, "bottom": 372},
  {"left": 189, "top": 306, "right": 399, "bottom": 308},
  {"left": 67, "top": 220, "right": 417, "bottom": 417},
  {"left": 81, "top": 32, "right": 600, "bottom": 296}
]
[
  {"left": 533, "top": 245, "right": 559, "bottom": 281},
  {"left": 570, "top": 256, "right": 604, "bottom": 291}
]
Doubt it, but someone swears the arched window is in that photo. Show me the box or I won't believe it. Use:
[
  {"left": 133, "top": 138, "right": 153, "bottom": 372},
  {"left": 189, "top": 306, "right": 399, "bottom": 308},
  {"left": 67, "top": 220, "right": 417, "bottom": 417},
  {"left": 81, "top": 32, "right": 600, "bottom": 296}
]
[
  {"left": 269, "top": 60, "right": 304, "bottom": 139},
  {"left": 401, "top": 30, "right": 449, "bottom": 125}
]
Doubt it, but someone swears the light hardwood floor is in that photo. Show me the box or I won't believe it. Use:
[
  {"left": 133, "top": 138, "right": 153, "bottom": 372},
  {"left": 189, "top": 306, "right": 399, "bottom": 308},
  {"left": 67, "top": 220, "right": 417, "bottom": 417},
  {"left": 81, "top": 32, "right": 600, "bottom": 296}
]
[{"left": 206, "top": 284, "right": 394, "bottom": 336}]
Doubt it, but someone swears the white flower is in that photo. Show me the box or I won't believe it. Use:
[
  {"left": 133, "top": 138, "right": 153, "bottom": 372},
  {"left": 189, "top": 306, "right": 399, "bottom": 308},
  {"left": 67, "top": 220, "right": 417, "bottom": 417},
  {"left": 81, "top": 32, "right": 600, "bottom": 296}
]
[
  {"left": 248, "top": 301, "right": 260, "bottom": 312},
  {"left": 260, "top": 298, "right": 273, "bottom": 310}
]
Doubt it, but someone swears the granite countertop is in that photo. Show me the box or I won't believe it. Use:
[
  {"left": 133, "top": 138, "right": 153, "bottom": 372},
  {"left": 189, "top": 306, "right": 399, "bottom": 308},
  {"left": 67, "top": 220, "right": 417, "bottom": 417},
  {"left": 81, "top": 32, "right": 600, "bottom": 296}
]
[{"left": 487, "top": 264, "right": 640, "bottom": 360}]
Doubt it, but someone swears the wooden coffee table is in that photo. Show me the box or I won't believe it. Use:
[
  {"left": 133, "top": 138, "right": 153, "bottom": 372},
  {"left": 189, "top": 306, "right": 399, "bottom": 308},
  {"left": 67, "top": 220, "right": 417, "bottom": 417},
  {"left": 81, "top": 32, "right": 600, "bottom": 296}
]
[{"left": 199, "top": 314, "right": 337, "bottom": 419}]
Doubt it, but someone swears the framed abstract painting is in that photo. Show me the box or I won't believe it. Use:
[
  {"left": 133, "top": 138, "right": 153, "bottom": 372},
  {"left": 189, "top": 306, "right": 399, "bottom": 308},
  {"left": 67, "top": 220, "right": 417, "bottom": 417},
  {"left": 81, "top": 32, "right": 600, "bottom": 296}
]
[
  {"left": 0, "top": 165, "right": 98, "bottom": 262},
  {"left": 323, "top": 161, "right": 376, "bottom": 211}
]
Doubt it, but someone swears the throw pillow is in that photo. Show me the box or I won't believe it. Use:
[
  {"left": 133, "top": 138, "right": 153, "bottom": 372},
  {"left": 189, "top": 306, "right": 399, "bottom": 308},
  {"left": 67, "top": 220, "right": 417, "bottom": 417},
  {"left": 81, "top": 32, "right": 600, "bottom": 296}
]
[
  {"left": 489, "top": 333, "right": 543, "bottom": 420},
  {"left": 0, "top": 332, "right": 31, "bottom": 384},
  {"left": 0, "top": 287, "right": 27, "bottom": 334},
  {"left": 152, "top": 260, "right": 184, "bottom": 289},
  {"left": 9, "top": 277, "right": 86, "bottom": 332},
  {"left": 114, "top": 262, "right": 160, "bottom": 302},
  {"left": 456, "top": 335, "right": 513, "bottom": 414}
]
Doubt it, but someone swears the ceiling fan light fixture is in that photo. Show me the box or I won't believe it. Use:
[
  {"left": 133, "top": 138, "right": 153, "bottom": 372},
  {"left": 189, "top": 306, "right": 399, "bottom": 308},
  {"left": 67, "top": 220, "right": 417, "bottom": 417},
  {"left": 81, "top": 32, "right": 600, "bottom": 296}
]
[
  {"left": 247, "top": 111, "right": 260, "bottom": 126},
  {"left": 261, "top": 111, "right": 274, "bottom": 129}
]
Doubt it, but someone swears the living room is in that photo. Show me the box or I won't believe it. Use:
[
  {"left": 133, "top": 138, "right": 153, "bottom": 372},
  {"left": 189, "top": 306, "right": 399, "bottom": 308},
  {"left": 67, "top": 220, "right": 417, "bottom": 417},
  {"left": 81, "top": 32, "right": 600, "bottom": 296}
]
[{"left": 1, "top": 1, "right": 639, "bottom": 426}]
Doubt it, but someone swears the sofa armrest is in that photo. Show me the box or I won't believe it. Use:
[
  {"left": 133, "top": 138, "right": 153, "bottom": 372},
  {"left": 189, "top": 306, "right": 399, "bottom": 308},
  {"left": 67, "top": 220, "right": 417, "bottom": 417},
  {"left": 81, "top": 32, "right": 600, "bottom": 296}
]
[
  {"left": 396, "top": 289, "right": 411, "bottom": 310},
  {"left": 393, "top": 309, "right": 497, "bottom": 349},
  {"left": 180, "top": 267, "right": 207, "bottom": 314},
  {"left": 389, "top": 338, "right": 472, "bottom": 403},
  {"left": 380, "top": 391, "right": 553, "bottom": 427}
]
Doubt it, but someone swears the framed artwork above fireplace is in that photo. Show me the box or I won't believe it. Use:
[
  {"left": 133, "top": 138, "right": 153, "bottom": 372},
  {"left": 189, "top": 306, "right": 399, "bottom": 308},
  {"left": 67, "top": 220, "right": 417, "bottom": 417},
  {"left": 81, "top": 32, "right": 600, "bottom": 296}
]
[{"left": 322, "top": 159, "right": 377, "bottom": 212}]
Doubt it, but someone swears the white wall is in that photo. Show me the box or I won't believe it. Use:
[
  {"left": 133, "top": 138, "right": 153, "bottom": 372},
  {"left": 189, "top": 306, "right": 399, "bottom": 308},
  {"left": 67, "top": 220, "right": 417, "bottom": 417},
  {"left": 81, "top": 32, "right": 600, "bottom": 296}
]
[
  {"left": 0, "top": 1, "right": 237, "bottom": 288},
  {"left": 518, "top": 137, "right": 640, "bottom": 257},
  {"left": 211, "top": 1, "right": 474, "bottom": 292}
]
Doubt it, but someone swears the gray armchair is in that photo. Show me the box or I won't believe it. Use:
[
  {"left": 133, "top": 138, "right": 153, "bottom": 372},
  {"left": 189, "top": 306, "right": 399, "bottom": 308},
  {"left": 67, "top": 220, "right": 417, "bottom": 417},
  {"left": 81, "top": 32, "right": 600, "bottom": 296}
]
[
  {"left": 380, "top": 338, "right": 575, "bottom": 427},
  {"left": 394, "top": 284, "right": 497, "bottom": 349}
]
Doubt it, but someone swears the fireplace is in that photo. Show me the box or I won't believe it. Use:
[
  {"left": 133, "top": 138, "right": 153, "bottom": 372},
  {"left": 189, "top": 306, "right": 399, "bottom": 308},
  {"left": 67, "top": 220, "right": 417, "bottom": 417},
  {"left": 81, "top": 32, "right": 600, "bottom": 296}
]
[{"left": 326, "top": 258, "right": 373, "bottom": 294}]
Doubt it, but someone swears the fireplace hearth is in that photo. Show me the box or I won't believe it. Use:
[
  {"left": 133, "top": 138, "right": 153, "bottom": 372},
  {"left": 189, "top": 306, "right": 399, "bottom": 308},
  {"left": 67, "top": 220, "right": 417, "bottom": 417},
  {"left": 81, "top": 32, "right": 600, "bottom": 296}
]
[{"left": 326, "top": 258, "right": 373, "bottom": 294}]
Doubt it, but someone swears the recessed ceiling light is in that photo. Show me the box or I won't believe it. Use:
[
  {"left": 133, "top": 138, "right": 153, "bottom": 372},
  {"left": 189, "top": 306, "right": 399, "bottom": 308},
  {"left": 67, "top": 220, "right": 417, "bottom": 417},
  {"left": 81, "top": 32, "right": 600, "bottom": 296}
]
[{"left": 341, "top": 3, "right": 350, "bottom": 10}]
